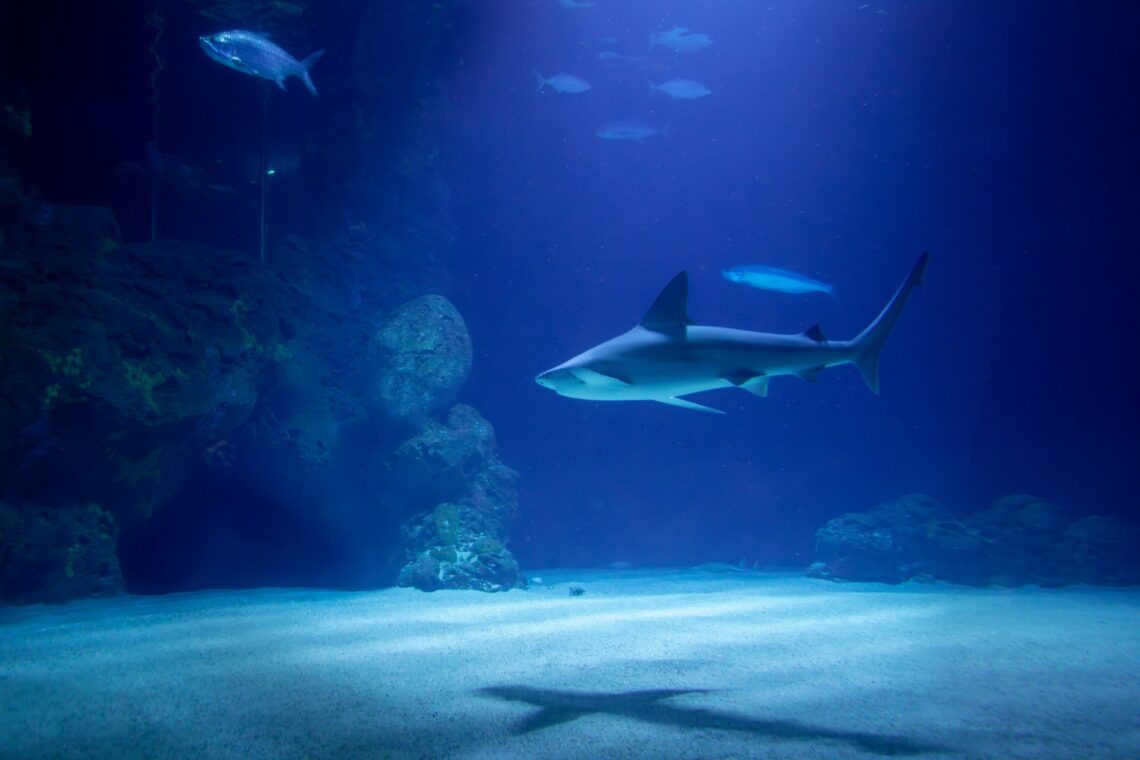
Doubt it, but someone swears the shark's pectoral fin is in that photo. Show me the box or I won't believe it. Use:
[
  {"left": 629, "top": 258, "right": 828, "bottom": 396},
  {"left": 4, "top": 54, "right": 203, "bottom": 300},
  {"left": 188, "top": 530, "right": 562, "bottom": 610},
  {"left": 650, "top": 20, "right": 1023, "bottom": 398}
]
[
  {"left": 659, "top": 397, "right": 724, "bottom": 414},
  {"left": 724, "top": 372, "right": 770, "bottom": 398},
  {"left": 571, "top": 367, "right": 632, "bottom": 387},
  {"left": 794, "top": 365, "right": 826, "bottom": 383}
]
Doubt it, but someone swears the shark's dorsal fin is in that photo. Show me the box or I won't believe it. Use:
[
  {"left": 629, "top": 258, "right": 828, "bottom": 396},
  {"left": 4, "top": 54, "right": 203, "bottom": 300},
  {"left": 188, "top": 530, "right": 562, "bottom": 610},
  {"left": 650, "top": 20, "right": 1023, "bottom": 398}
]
[
  {"left": 640, "top": 272, "right": 694, "bottom": 332},
  {"left": 802, "top": 324, "right": 827, "bottom": 342}
]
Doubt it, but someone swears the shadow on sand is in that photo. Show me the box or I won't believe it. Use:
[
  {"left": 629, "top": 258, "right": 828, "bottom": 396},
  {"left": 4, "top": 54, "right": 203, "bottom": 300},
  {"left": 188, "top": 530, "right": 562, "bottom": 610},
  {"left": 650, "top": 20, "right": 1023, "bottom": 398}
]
[{"left": 479, "top": 685, "right": 947, "bottom": 756}]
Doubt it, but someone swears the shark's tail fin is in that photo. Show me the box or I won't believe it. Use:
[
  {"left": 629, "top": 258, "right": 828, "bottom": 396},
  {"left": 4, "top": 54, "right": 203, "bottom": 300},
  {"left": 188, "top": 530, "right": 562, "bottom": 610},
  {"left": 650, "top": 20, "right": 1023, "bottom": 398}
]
[
  {"left": 299, "top": 49, "right": 324, "bottom": 97},
  {"left": 851, "top": 252, "right": 928, "bottom": 393}
]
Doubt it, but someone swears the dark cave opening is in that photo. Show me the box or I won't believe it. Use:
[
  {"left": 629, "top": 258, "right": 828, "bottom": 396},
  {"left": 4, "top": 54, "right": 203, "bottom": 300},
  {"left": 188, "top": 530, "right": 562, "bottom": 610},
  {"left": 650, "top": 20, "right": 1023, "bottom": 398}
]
[{"left": 117, "top": 460, "right": 401, "bottom": 595}]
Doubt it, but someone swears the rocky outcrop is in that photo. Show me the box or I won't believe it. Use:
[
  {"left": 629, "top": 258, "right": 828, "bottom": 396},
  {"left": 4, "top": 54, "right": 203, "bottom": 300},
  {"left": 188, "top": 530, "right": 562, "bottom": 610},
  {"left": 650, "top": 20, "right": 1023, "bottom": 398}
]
[
  {"left": 0, "top": 502, "right": 124, "bottom": 603},
  {"left": 0, "top": 196, "right": 522, "bottom": 602},
  {"left": 962, "top": 494, "right": 1072, "bottom": 586},
  {"left": 807, "top": 494, "right": 986, "bottom": 584},
  {"left": 1065, "top": 515, "right": 1140, "bottom": 585},
  {"left": 394, "top": 405, "right": 523, "bottom": 592},
  {"left": 388, "top": 404, "right": 496, "bottom": 503},
  {"left": 1, "top": 198, "right": 281, "bottom": 521},
  {"left": 398, "top": 499, "right": 523, "bottom": 593},
  {"left": 0, "top": 0, "right": 522, "bottom": 601},
  {"left": 808, "top": 493, "right": 1140, "bottom": 587}
]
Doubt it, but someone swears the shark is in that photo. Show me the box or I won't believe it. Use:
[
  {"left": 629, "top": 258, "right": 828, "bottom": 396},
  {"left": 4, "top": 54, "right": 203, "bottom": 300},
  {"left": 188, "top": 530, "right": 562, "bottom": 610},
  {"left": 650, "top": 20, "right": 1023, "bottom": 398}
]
[{"left": 535, "top": 252, "right": 928, "bottom": 413}]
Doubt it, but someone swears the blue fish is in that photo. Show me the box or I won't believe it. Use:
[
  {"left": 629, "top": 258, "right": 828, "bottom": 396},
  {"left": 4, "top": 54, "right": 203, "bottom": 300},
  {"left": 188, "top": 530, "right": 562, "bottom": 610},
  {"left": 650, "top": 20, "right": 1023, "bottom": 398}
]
[
  {"left": 199, "top": 30, "right": 324, "bottom": 97},
  {"left": 722, "top": 265, "right": 837, "bottom": 298}
]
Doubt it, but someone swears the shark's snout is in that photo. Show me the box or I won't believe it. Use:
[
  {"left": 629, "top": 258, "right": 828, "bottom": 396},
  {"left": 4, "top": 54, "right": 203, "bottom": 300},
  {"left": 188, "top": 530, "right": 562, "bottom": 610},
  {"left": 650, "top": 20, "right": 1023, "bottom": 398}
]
[{"left": 535, "top": 367, "right": 580, "bottom": 393}]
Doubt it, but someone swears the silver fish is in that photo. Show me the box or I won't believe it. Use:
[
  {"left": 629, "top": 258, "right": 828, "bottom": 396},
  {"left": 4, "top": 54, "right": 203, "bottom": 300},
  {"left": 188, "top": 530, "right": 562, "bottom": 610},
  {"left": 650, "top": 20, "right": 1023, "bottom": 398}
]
[
  {"left": 597, "top": 51, "right": 650, "bottom": 64},
  {"left": 648, "top": 78, "right": 712, "bottom": 99},
  {"left": 595, "top": 119, "right": 669, "bottom": 141},
  {"left": 199, "top": 30, "right": 324, "bottom": 97},
  {"left": 649, "top": 27, "right": 712, "bottom": 54},
  {"left": 722, "top": 265, "right": 837, "bottom": 298},
  {"left": 535, "top": 71, "right": 591, "bottom": 94}
]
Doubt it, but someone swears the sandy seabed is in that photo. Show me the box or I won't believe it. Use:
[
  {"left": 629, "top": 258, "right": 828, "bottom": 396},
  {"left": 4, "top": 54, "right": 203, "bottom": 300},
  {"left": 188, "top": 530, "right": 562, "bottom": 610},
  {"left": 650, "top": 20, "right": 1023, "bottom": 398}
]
[{"left": 1, "top": 569, "right": 1138, "bottom": 759}]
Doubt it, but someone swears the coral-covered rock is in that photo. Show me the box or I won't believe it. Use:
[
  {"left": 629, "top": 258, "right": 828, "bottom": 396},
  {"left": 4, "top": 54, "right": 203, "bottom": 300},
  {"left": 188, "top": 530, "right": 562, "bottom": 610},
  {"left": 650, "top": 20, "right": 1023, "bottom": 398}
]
[
  {"left": 398, "top": 500, "right": 522, "bottom": 592},
  {"left": 0, "top": 501, "right": 124, "bottom": 604},
  {"left": 372, "top": 295, "right": 471, "bottom": 420}
]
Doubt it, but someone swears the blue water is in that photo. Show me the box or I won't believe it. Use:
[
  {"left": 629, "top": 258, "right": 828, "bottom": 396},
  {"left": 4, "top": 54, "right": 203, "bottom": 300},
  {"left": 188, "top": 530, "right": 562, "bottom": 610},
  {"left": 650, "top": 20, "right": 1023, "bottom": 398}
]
[
  {"left": 442, "top": 1, "right": 1140, "bottom": 568},
  {"left": 4, "top": 3, "right": 1140, "bottom": 758},
  {"left": 3, "top": 0, "right": 1137, "bottom": 582}
]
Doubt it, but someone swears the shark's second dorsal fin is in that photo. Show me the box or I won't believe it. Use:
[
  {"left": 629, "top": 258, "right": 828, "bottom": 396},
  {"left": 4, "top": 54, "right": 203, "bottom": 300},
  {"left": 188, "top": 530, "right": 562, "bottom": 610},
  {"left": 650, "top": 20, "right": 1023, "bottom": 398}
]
[
  {"left": 640, "top": 272, "right": 694, "bottom": 332},
  {"left": 802, "top": 324, "right": 827, "bottom": 342}
]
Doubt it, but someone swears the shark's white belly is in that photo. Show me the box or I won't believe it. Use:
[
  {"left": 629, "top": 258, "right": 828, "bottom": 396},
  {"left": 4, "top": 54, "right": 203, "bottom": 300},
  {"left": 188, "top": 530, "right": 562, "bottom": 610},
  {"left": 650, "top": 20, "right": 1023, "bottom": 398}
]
[{"left": 567, "top": 335, "right": 852, "bottom": 402}]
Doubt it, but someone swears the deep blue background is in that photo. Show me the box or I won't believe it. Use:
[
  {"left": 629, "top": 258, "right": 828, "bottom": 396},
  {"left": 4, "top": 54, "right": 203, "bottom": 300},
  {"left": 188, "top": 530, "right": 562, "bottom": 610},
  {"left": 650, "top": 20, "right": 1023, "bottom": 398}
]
[
  {"left": 7, "top": 0, "right": 1138, "bottom": 576},
  {"left": 441, "top": 0, "right": 1140, "bottom": 568}
]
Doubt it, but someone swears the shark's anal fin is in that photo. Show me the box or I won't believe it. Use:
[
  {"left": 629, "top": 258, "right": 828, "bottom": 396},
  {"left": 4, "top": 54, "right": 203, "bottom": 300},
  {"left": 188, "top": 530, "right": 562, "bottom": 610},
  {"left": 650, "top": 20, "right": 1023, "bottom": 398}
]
[
  {"left": 802, "top": 324, "right": 827, "bottom": 343},
  {"left": 794, "top": 365, "right": 825, "bottom": 383},
  {"left": 640, "top": 272, "right": 695, "bottom": 334},
  {"left": 659, "top": 397, "right": 724, "bottom": 414},
  {"left": 724, "top": 372, "right": 770, "bottom": 397}
]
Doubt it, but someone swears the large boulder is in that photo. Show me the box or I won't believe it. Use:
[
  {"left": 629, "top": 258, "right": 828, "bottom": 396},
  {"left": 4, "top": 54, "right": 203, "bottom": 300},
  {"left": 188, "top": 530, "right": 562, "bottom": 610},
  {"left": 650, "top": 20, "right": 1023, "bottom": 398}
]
[{"left": 371, "top": 295, "right": 471, "bottom": 421}]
